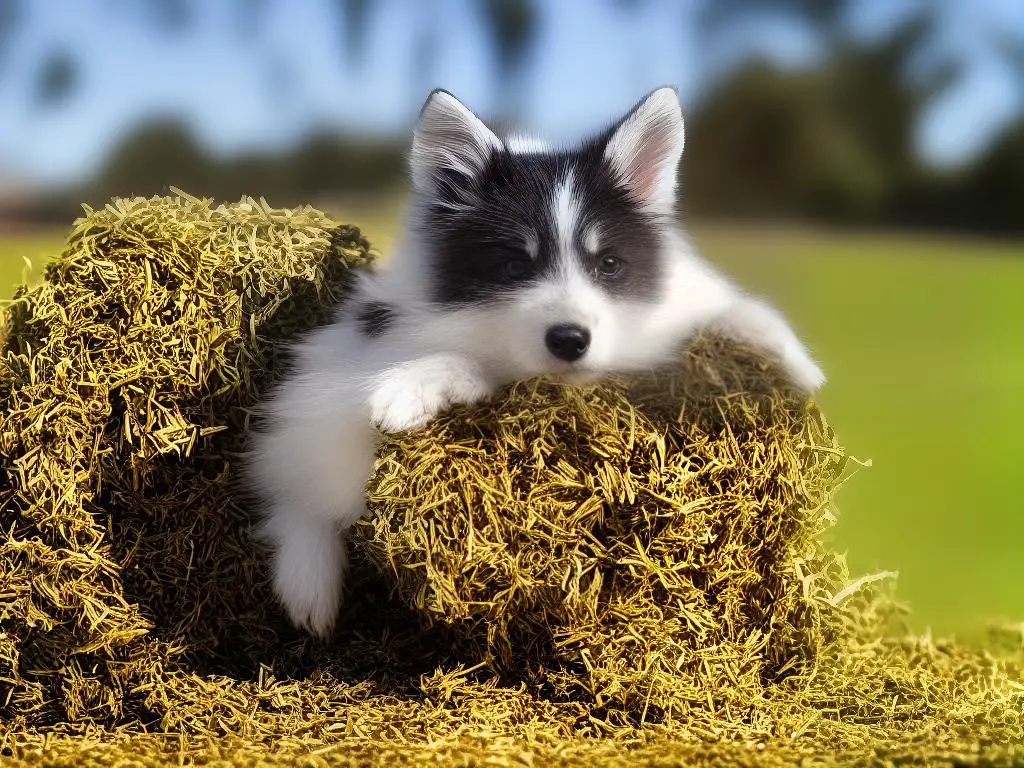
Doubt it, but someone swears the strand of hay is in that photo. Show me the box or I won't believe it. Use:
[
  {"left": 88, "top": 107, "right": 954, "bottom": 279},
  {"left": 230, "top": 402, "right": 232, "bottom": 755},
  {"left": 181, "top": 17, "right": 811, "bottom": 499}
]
[{"left": 0, "top": 193, "right": 1021, "bottom": 767}]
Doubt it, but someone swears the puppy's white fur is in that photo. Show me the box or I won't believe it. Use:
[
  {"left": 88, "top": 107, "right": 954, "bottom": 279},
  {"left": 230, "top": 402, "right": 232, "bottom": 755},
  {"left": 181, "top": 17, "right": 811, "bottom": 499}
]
[{"left": 244, "top": 88, "right": 825, "bottom": 637}]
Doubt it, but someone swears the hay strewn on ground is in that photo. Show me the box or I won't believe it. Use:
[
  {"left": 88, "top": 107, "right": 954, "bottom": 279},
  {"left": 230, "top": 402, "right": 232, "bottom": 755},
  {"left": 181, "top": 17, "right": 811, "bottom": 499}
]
[{"left": 0, "top": 193, "right": 1021, "bottom": 767}]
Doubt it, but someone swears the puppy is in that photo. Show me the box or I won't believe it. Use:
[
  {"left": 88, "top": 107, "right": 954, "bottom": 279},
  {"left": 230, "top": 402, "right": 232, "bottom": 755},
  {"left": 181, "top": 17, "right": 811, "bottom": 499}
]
[{"left": 244, "top": 87, "right": 825, "bottom": 637}]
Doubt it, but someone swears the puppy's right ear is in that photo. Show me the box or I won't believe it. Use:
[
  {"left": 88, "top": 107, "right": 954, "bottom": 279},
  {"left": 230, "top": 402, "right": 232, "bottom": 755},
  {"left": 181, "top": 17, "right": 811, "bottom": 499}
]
[{"left": 410, "top": 90, "right": 501, "bottom": 192}]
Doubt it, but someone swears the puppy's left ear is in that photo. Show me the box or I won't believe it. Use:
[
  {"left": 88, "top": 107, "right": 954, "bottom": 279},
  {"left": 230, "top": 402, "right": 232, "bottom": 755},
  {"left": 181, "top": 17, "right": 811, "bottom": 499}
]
[
  {"left": 604, "top": 87, "right": 685, "bottom": 214},
  {"left": 411, "top": 89, "right": 502, "bottom": 193}
]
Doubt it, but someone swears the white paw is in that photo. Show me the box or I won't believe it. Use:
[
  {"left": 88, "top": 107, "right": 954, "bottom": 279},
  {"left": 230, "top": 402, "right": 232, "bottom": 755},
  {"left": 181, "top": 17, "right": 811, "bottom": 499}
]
[
  {"left": 710, "top": 296, "right": 825, "bottom": 396},
  {"left": 369, "top": 355, "right": 493, "bottom": 433},
  {"left": 781, "top": 345, "right": 826, "bottom": 393}
]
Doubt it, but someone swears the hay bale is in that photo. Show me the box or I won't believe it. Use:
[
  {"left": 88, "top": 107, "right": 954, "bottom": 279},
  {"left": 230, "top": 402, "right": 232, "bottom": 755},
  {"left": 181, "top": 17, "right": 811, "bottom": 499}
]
[
  {"left": 357, "top": 342, "right": 844, "bottom": 726},
  {"left": 1, "top": 193, "right": 1021, "bottom": 766},
  {"left": 0, "top": 191, "right": 373, "bottom": 723}
]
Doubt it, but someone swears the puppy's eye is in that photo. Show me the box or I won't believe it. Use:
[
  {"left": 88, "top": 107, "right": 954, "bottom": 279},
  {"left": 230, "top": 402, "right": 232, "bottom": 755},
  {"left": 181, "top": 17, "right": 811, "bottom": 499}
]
[
  {"left": 597, "top": 254, "right": 623, "bottom": 277},
  {"left": 502, "top": 254, "right": 533, "bottom": 280}
]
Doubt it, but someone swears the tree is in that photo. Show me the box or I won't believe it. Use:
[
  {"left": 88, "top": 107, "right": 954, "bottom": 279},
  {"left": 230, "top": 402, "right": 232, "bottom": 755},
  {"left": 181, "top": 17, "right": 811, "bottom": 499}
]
[
  {"left": 683, "top": 61, "right": 886, "bottom": 220},
  {"left": 824, "top": 11, "right": 959, "bottom": 188},
  {"left": 34, "top": 50, "right": 78, "bottom": 109},
  {"left": 88, "top": 120, "right": 210, "bottom": 201},
  {"left": 477, "top": 0, "right": 538, "bottom": 122},
  {"left": 0, "top": 0, "right": 21, "bottom": 74},
  {"left": 143, "top": 0, "right": 193, "bottom": 35},
  {"left": 956, "top": 121, "right": 1024, "bottom": 232},
  {"left": 684, "top": 10, "right": 962, "bottom": 224},
  {"left": 336, "top": 0, "right": 372, "bottom": 71},
  {"left": 410, "top": 0, "right": 441, "bottom": 108},
  {"left": 698, "top": 0, "right": 849, "bottom": 42}
]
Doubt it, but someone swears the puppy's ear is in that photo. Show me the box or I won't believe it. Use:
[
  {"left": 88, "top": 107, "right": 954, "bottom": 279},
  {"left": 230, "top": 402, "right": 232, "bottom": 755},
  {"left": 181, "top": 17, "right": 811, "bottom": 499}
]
[
  {"left": 603, "top": 86, "right": 685, "bottom": 213},
  {"left": 410, "top": 90, "right": 502, "bottom": 192}
]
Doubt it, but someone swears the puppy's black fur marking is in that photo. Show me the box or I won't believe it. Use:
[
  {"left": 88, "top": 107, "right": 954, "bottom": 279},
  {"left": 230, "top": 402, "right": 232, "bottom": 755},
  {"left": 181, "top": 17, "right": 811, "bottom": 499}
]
[
  {"left": 421, "top": 133, "right": 665, "bottom": 307},
  {"left": 356, "top": 302, "right": 395, "bottom": 338}
]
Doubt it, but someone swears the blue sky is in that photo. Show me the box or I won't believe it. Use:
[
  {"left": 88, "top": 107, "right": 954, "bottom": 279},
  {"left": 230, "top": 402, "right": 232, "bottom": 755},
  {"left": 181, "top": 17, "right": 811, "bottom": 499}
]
[{"left": 0, "top": 0, "right": 1021, "bottom": 187}]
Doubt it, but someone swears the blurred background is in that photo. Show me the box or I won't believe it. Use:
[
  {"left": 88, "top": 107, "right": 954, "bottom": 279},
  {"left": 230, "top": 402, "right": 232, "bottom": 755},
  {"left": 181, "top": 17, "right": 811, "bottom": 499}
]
[{"left": 0, "top": 0, "right": 1021, "bottom": 637}]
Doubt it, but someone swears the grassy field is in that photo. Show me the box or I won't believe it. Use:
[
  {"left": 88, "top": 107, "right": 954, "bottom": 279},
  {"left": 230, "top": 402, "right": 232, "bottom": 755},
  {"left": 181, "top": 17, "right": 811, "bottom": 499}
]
[
  {"left": 2, "top": 211, "right": 1022, "bottom": 638},
  {"left": 0, "top": 230, "right": 58, "bottom": 292}
]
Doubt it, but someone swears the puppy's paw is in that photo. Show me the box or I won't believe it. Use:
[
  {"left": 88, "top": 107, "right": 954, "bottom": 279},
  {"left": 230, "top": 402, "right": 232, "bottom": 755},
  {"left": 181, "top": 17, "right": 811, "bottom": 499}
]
[
  {"left": 781, "top": 344, "right": 826, "bottom": 393},
  {"left": 710, "top": 296, "right": 825, "bottom": 396},
  {"left": 370, "top": 354, "right": 493, "bottom": 433}
]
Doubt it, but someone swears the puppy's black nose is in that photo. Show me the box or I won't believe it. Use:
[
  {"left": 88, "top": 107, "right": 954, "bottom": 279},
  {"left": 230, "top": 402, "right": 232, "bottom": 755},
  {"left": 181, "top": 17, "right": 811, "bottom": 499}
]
[{"left": 545, "top": 324, "right": 591, "bottom": 362}]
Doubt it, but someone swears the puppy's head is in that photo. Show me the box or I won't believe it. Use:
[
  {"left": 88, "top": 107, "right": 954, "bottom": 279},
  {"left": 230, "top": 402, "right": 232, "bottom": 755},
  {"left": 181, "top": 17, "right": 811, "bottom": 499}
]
[{"left": 408, "top": 87, "right": 686, "bottom": 380}]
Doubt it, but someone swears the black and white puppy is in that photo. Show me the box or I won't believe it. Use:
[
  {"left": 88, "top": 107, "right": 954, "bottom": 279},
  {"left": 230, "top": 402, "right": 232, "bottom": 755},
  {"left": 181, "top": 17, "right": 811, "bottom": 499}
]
[{"left": 244, "top": 87, "right": 825, "bottom": 637}]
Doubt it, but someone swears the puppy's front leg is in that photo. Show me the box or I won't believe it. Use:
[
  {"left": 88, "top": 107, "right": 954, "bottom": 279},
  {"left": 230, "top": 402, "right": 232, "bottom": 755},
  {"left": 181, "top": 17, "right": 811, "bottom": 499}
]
[
  {"left": 369, "top": 353, "right": 495, "bottom": 433},
  {"left": 706, "top": 295, "right": 825, "bottom": 393}
]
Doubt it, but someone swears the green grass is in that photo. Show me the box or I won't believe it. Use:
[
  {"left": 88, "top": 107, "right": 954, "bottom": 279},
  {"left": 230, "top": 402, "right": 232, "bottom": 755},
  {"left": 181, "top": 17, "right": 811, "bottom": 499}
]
[
  {"left": 4, "top": 210, "right": 1022, "bottom": 639},
  {"left": 0, "top": 230, "right": 63, "bottom": 295}
]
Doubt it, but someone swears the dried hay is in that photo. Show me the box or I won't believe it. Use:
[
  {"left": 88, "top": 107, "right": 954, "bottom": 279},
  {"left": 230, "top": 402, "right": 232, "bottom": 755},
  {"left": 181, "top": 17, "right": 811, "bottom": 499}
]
[{"left": 0, "top": 192, "right": 1020, "bottom": 767}]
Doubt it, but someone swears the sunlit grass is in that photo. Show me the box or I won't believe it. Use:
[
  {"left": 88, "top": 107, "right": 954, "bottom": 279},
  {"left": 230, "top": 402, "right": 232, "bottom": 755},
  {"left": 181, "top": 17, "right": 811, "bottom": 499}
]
[
  {"left": 0, "top": 230, "right": 63, "bottom": 293},
  {"left": 3, "top": 211, "right": 1022, "bottom": 637}
]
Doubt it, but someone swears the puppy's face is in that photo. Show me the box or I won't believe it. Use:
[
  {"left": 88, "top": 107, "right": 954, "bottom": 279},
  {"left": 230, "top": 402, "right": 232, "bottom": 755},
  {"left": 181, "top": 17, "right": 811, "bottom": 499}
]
[{"left": 408, "top": 88, "right": 686, "bottom": 379}]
